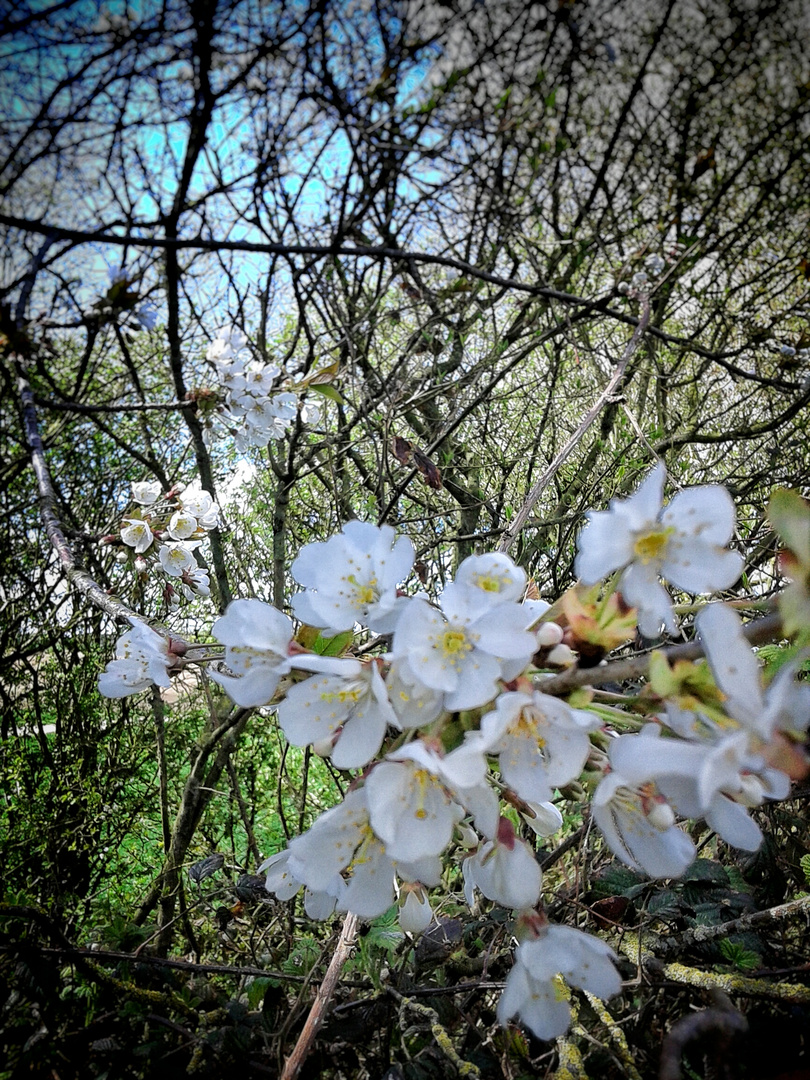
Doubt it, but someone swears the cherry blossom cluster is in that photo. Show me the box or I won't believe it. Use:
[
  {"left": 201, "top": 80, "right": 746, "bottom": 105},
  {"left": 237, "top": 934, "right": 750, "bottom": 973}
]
[
  {"left": 204, "top": 327, "right": 320, "bottom": 452},
  {"left": 117, "top": 479, "right": 219, "bottom": 611},
  {"left": 96, "top": 463, "right": 810, "bottom": 1044}
]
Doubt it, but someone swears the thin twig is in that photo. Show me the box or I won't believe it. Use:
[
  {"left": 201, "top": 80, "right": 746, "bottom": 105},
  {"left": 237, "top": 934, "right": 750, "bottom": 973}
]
[
  {"left": 280, "top": 913, "right": 359, "bottom": 1080},
  {"left": 538, "top": 611, "right": 783, "bottom": 695},
  {"left": 15, "top": 363, "right": 152, "bottom": 629},
  {"left": 34, "top": 395, "right": 194, "bottom": 414}
]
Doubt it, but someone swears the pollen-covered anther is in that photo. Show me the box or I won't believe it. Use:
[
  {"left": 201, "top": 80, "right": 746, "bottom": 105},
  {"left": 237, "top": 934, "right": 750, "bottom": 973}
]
[
  {"left": 473, "top": 571, "right": 510, "bottom": 592},
  {"left": 436, "top": 629, "right": 472, "bottom": 665},
  {"left": 633, "top": 526, "right": 674, "bottom": 564}
]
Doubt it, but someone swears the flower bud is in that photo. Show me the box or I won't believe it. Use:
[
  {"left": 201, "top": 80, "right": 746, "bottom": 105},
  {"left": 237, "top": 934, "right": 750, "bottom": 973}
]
[
  {"left": 456, "top": 822, "right": 479, "bottom": 848},
  {"left": 535, "top": 622, "right": 564, "bottom": 647},
  {"left": 546, "top": 643, "right": 576, "bottom": 667},
  {"left": 115, "top": 550, "right": 129, "bottom": 564},
  {"left": 398, "top": 884, "right": 432, "bottom": 935},
  {"left": 736, "top": 773, "right": 766, "bottom": 807},
  {"left": 646, "top": 799, "right": 675, "bottom": 831}
]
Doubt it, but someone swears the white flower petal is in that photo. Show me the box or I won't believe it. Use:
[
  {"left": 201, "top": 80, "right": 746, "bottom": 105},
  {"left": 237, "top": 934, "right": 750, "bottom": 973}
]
[
  {"left": 575, "top": 508, "right": 636, "bottom": 583},
  {"left": 338, "top": 840, "right": 397, "bottom": 918},
  {"left": 472, "top": 604, "right": 538, "bottom": 661},
  {"left": 620, "top": 562, "right": 675, "bottom": 636},
  {"left": 662, "top": 540, "right": 742, "bottom": 594},
  {"left": 696, "top": 604, "right": 763, "bottom": 721},
  {"left": 366, "top": 758, "right": 461, "bottom": 862},
  {"left": 705, "top": 794, "right": 762, "bottom": 851},
  {"left": 497, "top": 962, "right": 571, "bottom": 1041},
  {"left": 443, "top": 653, "right": 501, "bottom": 711},
  {"left": 210, "top": 666, "right": 281, "bottom": 707},
  {"left": 662, "top": 485, "right": 736, "bottom": 545},
  {"left": 214, "top": 598, "right": 292, "bottom": 653}
]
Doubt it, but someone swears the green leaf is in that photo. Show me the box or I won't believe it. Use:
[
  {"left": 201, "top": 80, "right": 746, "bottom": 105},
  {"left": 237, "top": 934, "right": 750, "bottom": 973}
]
[
  {"left": 314, "top": 629, "right": 354, "bottom": 656},
  {"left": 295, "top": 627, "right": 353, "bottom": 655},
  {"left": 591, "top": 863, "right": 647, "bottom": 898},
  {"left": 247, "top": 977, "right": 278, "bottom": 1009},
  {"left": 769, "top": 488, "right": 810, "bottom": 564},
  {"left": 800, "top": 853, "right": 810, "bottom": 885},
  {"left": 718, "top": 939, "right": 760, "bottom": 971},
  {"left": 682, "top": 859, "right": 730, "bottom": 886},
  {"left": 309, "top": 382, "right": 345, "bottom": 404}
]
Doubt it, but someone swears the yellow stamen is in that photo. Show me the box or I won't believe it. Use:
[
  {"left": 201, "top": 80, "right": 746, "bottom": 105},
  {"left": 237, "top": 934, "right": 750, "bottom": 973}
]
[
  {"left": 633, "top": 527, "right": 673, "bottom": 564},
  {"left": 441, "top": 630, "right": 469, "bottom": 656},
  {"left": 474, "top": 573, "right": 504, "bottom": 592}
]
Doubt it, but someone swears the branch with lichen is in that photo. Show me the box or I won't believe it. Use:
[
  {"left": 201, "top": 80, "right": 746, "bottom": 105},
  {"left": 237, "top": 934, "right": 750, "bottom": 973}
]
[
  {"left": 584, "top": 992, "right": 643, "bottom": 1080},
  {"left": 651, "top": 893, "right": 810, "bottom": 959},
  {"left": 622, "top": 934, "right": 810, "bottom": 1005},
  {"left": 387, "top": 986, "right": 482, "bottom": 1079}
]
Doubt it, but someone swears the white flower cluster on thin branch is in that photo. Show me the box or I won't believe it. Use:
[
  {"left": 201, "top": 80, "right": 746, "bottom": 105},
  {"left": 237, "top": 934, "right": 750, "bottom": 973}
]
[
  {"left": 204, "top": 327, "right": 320, "bottom": 451},
  {"left": 97, "top": 461, "right": 810, "bottom": 1044},
  {"left": 117, "top": 479, "right": 220, "bottom": 611}
]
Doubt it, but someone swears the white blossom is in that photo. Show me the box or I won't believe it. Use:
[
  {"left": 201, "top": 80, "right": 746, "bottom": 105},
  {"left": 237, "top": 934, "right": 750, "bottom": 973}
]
[
  {"left": 300, "top": 399, "right": 321, "bottom": 425},
  {"left": 463, "top": 818, "right": 543, "bottom": 911},
  {"left": 365, "top": 743, "right": 464, "bottom": 863},
  {"left": 179, "top": 565, "right": 210, "bottom": 599},
  {"left": 291, "top": 521, "right": 414, "bottom": 635},
  {"left": 593, "top": 769, "right": 695, "bottom": 879},
  {"left": 398, "top": 883, "right": 433, "bottom": 934},
  {"left": 520, "top": 800, "right": 564, "bottom": 837},
  {"left": 499, "top": 925, "right": 621, "bottom": 1041},
  {"left": 391, "top": 582, "right": 536, "bottom": 712},
  {"left": 178, "top": 485, "right": 219, "bottom": 529},
  {"left": 207, "top": 327, "right": 248, "bottom": 362},
  {"left": 535, "top": 621, "right": 564, "bottom": 648},
  {"left": 477, "top": 691, "right": 599, "bottom": 805},
  {"left": 575, "top": 462, "right": 742, "bottom": 637},
  {"left": 453, "top": 552, "right": 527, "bottom": 617},
  {"left": 210, "top": 597, "right": 350, "bottom": 708},
  {"left": 276, "top": 661, "right": 396, "bottom": 770},
  {"left": 286, "top": 787, "right": 439, "bottom": 920},
  {"left": 131, "top": 480, "right": 162, "bottom": 506},
  {"left": 121, "top": 518, "right": 154, "bottom": 553},
  {"left": 167, "top": 510, "right": 198, "bottom": 540},
  {"left": 159, "top": 543, "right": 197, "bottom": 578},
  {"left": 615, "top": 725, "right": 785, "bottom": 854},
  {"left": 287, "top": 788, "right": 370, "bottom": 892},
  {"left": 259, "top": 848, "right": 346, "bottom": 919},
  {"left": 98, "top": 623, "right": 174, "bottom": 698}
]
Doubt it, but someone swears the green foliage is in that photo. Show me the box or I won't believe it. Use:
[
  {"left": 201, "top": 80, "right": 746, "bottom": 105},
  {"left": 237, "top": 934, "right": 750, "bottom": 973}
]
[
  {"left": 282, "top": 935, "right": 321, "bottom": 977},
  {"left": 718, "top": 939, "right": 761, "bottom": 972}
]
